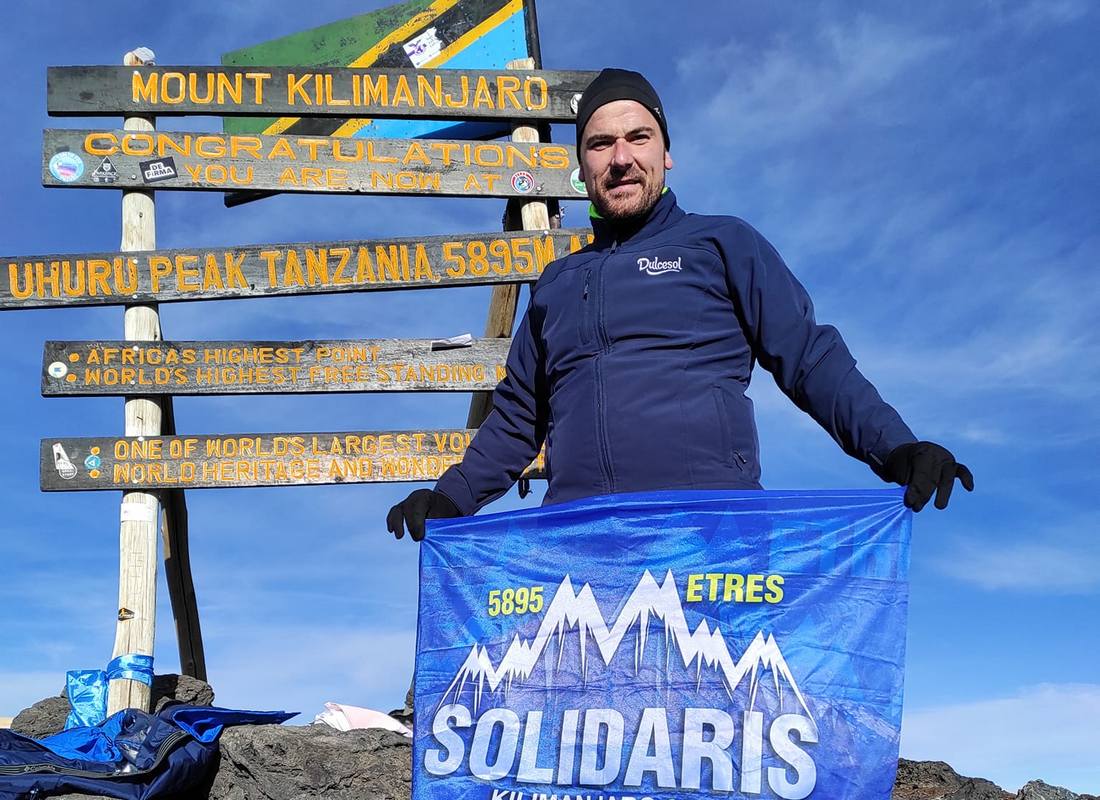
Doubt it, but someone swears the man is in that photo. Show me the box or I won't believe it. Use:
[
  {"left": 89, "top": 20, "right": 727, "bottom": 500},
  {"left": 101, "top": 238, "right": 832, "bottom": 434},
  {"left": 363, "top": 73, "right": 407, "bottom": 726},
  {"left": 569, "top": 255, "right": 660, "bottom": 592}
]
[{"left": 388, "top": 68, "right": 973, "bottom": 541}]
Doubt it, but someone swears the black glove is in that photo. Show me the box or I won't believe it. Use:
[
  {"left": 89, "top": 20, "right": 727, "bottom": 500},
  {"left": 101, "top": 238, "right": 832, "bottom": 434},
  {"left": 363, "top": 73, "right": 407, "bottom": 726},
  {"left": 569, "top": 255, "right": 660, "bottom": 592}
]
[
  {"left": 386, "top": 489, "right": 461, "bottom": 541},
  {"left": 884, "top": 441, "right": 974, "bottom": 512}
]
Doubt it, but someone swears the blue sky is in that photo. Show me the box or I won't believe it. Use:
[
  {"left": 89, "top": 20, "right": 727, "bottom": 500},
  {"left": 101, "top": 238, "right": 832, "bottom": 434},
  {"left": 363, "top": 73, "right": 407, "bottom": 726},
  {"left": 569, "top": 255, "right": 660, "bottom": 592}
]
[{"left": 1, "top": 0, "right": 1097, "bottom": 793}]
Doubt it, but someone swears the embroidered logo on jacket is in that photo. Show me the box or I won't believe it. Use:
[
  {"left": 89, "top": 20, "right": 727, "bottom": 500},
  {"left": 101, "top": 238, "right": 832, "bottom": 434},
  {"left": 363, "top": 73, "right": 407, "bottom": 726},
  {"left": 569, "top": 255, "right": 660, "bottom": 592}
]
[{"left": 637, "top": 255, "right": 682, "bottom": 276}]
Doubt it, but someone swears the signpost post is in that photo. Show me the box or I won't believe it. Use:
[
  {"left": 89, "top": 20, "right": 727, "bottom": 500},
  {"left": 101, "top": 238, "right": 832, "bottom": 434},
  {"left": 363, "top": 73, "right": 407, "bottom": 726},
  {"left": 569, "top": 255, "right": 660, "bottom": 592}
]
[{"left": 109, "top": 47, "right": 164, "bottom": 715}]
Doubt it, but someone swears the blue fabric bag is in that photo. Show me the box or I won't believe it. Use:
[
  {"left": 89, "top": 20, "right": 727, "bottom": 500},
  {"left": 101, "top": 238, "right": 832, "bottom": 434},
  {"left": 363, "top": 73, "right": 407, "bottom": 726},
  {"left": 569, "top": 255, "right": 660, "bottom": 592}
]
[
  {"left": 413, "top": 489, "right": 912, "bottom": 800},
  {"left": 0, "top": 704, "right": 295, "bottom": 799}
]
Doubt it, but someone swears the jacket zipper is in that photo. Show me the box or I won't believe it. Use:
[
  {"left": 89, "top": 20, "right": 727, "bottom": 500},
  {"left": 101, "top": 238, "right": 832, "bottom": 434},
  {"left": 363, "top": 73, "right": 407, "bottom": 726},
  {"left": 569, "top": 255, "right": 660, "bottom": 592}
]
[
  {"left": 0, "top": 729, "right": 188, "bottom": 779},
  {"left": 593, "top": 242, "right": 617, "bottom": 492},
  {"left": 712, "top": 386, "right": 747, "bottom": 471},
  {"left": 582, "top": 269, "right": 591, "bottom": 343}
]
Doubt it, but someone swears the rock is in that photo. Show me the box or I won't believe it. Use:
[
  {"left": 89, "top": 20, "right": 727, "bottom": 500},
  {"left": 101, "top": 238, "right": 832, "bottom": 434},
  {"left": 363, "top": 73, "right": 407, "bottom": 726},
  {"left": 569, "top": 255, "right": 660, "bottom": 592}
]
[
  {"left": 893, "top": 761, "right": 1096, "bottom": 800},
  {"left": 208, "top": 724, "right": 411, "bottom": 800},
  {"left": 9, "top": 695, "right": 71, "bottom": 739},
  {"left": 894, "top": 758, "right": 1013, "bottom": 799},
  {"left": 9, "top": 673, "right": 214, "bottom": 739},
  {"left": 1017, "top": 780, "right": 1099, "bottom": 800},
  {"left": 151, "top": 672, "right": 215, "bottom": 712}
]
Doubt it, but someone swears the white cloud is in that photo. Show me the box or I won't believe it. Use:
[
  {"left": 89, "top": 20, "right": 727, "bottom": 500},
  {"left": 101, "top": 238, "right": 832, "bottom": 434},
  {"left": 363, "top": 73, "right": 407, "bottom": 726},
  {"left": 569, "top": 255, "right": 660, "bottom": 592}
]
[
  {"left": 901, "top": 683, "right": 1100, "bottom": 794},
  {"left": 955, "top": 424, "right": 1009, "bottom": 446},
  {"left": 995, "top": 0, "right": 1090, "bottom": 31},
  {"left": 675, "top": 16, "right": 947, "bottom": 148},
  {"left": 933, "top": 533, "right": 1100, "bottom": 593}
]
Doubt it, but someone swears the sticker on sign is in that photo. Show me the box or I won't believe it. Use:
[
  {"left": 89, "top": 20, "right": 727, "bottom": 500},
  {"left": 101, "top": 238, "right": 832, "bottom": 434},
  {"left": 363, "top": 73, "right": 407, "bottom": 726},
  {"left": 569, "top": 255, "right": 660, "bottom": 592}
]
[
  {"left": 52, "top": 443, "right": 77, "bottom": 480},
  {"left": 91, "top": 156, "right": 119, "bottom": 184},
  {"left": 403, "top": 27, "right": 443, "bottom": 67},
  {"left": 139, "top": 157, "right": 177, "bottom": 183},
  {"left": 48, "top": 152, "right": 84, "bottom": 183}
]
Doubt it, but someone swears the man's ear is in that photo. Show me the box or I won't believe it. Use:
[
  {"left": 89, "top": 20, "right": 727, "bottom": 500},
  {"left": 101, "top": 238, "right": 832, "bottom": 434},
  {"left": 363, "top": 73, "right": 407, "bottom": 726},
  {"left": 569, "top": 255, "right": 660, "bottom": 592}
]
[{"left": 664, "top": 151, "right": 674, "bottom": 170}]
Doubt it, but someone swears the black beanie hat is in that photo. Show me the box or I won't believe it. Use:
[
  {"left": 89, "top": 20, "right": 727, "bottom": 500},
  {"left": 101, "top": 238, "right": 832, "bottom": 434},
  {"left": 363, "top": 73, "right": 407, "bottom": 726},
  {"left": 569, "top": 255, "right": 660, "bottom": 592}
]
[{"left": 575, "top": 68, "right": 670, "bottom": 155}]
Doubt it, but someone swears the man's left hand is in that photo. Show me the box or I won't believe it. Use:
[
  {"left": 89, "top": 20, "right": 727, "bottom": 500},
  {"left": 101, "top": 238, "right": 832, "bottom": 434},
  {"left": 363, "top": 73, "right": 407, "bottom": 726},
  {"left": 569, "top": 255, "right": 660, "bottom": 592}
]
[{"left": 884, "top": 441, "right": 974, "bottom": 511}]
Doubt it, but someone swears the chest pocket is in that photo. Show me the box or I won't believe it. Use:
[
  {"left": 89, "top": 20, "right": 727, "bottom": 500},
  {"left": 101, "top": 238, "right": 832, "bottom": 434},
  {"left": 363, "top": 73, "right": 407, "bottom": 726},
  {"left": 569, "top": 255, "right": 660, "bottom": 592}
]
[{"left": 537, "top": 263, "right": 601, "bottom": 378}]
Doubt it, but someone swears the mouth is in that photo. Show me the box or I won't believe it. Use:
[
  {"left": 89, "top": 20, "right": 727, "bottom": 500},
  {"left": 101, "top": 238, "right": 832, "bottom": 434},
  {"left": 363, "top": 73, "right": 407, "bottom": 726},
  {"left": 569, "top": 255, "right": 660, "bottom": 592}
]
[{"left": 605, "top": 178, "right": 641, "bottom": 191}]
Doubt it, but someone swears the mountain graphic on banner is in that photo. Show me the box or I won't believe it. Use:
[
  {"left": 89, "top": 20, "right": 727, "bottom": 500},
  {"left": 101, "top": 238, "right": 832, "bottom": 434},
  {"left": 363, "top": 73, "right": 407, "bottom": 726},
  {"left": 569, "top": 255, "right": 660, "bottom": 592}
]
[{"left": 442, "top": 569, "right": 813, "bottom": 719}]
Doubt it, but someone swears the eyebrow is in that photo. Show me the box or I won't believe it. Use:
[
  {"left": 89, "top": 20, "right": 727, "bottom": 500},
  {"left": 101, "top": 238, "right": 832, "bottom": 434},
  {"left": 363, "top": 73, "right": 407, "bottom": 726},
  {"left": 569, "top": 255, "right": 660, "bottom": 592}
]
[{"left": 584, "top": 125, "right": 657, "bottom": 147}]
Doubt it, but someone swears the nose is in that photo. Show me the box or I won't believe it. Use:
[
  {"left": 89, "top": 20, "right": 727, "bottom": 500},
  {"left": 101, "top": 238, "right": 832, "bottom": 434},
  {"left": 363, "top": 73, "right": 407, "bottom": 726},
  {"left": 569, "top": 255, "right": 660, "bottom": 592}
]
[{"left": 610, "top": 138, "right": 632, "bottom": 168}]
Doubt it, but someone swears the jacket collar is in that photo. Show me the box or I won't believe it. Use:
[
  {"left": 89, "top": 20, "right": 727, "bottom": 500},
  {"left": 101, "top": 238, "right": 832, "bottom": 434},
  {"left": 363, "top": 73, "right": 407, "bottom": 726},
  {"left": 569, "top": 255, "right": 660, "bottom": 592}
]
[{"left": 589, "top": 187, "right": 683, "bottom": 248}]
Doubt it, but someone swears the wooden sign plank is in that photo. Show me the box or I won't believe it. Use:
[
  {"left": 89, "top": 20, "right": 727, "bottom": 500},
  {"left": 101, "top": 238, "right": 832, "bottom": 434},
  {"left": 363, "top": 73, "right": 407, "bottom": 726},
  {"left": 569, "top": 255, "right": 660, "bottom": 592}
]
[
  {"left": 42, "top": 128, "right": 588, "bottom": 199},
  {"left": 41, "top": 430, "right": 544, "bottom": 491},
  {"left": 47, "top": 67, "right": 593, "bottom": 121},
  {"left": 42, "top": 337, "right": 512, "bottom": 396},
  {"left": 0, "top": 228, "right": 592, "bottom": 309}
]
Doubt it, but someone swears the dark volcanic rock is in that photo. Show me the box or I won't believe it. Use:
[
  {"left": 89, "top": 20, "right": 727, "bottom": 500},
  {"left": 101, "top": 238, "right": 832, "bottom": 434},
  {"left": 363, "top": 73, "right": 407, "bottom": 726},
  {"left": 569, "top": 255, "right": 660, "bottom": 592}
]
[
  {"left": 9, "top": 695, "right": 71, "bottom": 739},
  {"left": 151, "top": 672, "right": 215, "bottom": 712},
  {"left": 893, "top": 758, "right": 1012, "bottom": 799},
  {"left": 208, "top": 724, "right": 411, "bottom": 800},
  {"left": 893, "top": 760, "right": 1096, "bottom": 800},
  {"left": 1017, "top": 780, "right": 1099, "bottom": 800},
  {"left": 9, "top": 673, "right": 214, "bottom": 739}
]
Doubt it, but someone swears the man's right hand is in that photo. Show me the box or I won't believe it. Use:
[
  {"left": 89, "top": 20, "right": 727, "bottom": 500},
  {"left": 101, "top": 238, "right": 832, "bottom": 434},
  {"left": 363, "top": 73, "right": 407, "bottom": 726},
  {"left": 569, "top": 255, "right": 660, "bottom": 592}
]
[
  {"left": 386, "top": 489, "right": 461, "bottom": 541},
  {"left": 883, "top": 441, "right": 974, "bottom": 512}
]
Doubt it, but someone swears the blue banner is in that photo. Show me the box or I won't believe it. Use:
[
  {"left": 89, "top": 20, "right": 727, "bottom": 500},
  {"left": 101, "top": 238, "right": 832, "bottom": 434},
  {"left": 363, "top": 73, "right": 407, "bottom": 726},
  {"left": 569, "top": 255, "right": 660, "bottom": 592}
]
[{"left": 414, "top": 489, "right": 911, "bottom": 800}]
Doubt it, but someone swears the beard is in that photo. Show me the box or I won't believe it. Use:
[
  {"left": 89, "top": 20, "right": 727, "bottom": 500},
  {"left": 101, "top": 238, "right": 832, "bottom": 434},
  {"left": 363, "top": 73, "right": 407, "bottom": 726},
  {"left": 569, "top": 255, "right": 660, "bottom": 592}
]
[{"left": 591, "top": 170, "right": 665, "bottom": 222}]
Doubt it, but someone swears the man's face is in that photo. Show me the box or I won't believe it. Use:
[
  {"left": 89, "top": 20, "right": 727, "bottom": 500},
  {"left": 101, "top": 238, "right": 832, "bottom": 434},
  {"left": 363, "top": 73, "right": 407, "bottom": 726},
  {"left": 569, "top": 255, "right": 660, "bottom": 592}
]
[{"left": 579, "top": 99, "right": 673, "bottom": 221}]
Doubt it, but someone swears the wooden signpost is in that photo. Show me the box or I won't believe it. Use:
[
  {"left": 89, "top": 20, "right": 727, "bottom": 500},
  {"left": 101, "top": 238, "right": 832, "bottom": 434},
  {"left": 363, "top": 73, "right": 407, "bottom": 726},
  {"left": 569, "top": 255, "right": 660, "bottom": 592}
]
[
  {"left": 42, "top": 337, "right": 512, "bottom": 395},
  {"left": 42, "top": 430, "right": 544, "bottom": 492},
  {"left": 1, "top": 228, "right": 589, "bottom": 309},
  {"left": 27, "top": 0, "right": 590, "bottom": 716}
]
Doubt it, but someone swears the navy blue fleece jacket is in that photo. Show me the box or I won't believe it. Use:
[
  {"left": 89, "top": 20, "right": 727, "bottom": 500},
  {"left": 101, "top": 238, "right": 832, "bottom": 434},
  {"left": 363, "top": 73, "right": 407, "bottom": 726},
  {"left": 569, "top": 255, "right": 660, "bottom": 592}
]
[{"left": 435, "top": 190, "right": 915, "bottom": 514}]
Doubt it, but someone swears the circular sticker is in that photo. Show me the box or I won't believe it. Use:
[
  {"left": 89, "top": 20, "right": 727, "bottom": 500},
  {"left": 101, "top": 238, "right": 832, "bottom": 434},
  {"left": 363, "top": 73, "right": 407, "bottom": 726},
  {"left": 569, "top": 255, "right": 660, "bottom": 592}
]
[
  {"left": 511, "top": 170, "right": 535, "bottom": 194},
  {"left": 570, "top": 168, "right": 587, "bottom": 194},
  {"left": 84, "top": 454, "right": 102, "bottom": 470},
  {"left": 47, "top": 361, "right": 68, "bottom": 378},
  {"left": 49, "top": 151, "right": 84, "bottom": 183},
  {"left": 57, "top": 461, "right": 77, "bottom": 480}
]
